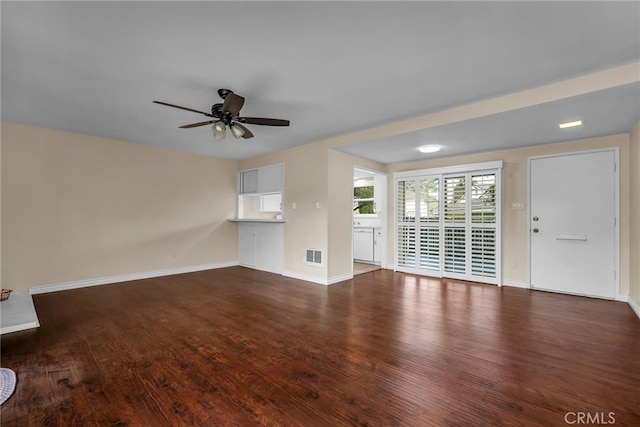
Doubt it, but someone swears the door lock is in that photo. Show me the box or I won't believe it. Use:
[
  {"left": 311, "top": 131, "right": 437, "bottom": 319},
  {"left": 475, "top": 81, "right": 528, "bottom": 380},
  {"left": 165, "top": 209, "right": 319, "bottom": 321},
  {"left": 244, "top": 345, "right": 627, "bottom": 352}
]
[{"left": 533, "top": 216, "right": 539, "bottom": 221}]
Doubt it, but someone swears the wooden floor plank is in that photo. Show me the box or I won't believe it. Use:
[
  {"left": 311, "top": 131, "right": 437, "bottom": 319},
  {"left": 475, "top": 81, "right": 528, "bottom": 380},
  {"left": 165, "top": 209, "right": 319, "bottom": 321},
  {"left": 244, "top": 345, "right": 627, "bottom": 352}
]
[{"left": 1, "top": 267, "right": 638, "bottom": 426}]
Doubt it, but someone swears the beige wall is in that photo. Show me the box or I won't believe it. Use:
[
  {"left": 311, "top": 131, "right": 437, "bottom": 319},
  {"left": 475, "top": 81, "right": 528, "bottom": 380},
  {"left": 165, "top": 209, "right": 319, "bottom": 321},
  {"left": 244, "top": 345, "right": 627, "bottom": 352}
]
[
  {"left": 327, "top": 150, "right": 354, "bottom": 280},
  {"left": 388, "top": 133, "right": 631, "bottom": 295},
  {"left": 327, "top": 150, "right": 386, "bottom": 280},
  {"left": 2, "top": 120, "right": 636, "bottom": 296},
  {"left": 630, "top": 122, "right": 640, "bottom": 304},
  {"left": 239, "top": 145, "right": 386, "bottom": 283},
  {"left": 0, "top": 129, "right": 3, "bottom": 289},
  {"left": 1, "top": 122, "right": 239, "bottom": 292},
  {"left": 241, "top": 131, "right": 633, "bottom": 291},
  {"left": 239, "top": 143, "right": 329, "bottom": 281}
]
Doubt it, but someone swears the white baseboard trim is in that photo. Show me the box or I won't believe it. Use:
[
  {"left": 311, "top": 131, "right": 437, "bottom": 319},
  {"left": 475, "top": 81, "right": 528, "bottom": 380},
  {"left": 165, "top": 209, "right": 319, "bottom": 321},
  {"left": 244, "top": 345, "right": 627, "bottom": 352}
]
[
  {"left": 29, "top": 261, "right": 239, "bottom": 295},
  {"left": 238, "top": 264, "right": 283, "bottom": 275},
  {"left": 615, "top": 294, "right": 629, "bottom": 302},
  {"left": 502, "top": 280, "right": 530, "bottom": 289},
  {"left": 282, "top": 270, "right": 329, "bottom": 286},
  {"left": 628, "top": 296, "right": 640, "bottom": 320},
  {"left": 328, "top": 273, "right": 353, "bottom": 285}
]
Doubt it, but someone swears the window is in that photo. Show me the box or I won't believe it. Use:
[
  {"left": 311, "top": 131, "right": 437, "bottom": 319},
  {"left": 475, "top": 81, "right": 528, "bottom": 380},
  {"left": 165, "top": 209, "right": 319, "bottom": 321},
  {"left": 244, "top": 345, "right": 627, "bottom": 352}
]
[
  {"left": 354, "top": 185, "right": 375, "bottom": 214},
  {"left": 471, "top": 174, "right": 496, "bottom": 223},
  {"left": 394, "top": 162, "right": 502, "bottom": 285},
  {"left": 444, "top": 176, "right": 465, "bottom": 223}
]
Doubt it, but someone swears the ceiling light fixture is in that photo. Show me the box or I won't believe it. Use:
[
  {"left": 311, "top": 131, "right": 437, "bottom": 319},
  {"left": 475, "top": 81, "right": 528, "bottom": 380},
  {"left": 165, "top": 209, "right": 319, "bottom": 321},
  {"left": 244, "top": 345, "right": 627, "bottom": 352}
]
[
  {"left": 559, "top": 120, "right": 583, "bottom": 129},
  {"left": 212, "top": 121, "right": 226, "bottom": 141},
  {"left": 214, "top": 120, "right": 226, "bottom": 133},
  {"left": 418, "top": 145, "right": 441, "bottom": 154},
  {"left": 230, "top": 124, "right": 245, "bottom": 139}
]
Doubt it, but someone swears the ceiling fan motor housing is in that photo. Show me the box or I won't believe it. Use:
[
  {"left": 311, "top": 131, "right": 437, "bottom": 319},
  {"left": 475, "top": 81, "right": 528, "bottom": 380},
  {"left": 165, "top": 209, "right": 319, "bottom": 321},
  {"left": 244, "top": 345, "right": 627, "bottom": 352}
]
[{"left": 217, "top": 88, "right": 232, "bottom": 99}]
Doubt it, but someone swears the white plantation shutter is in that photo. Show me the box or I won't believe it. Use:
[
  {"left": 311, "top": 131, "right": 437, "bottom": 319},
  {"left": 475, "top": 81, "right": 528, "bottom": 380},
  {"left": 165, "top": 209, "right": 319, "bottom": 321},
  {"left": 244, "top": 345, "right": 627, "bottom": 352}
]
[
  {"left": 394, "top": 163, "right": 501, "bottom": 285},
  {"left": 444, "top": 176, "right": 466, "bottom": 223},
  {"left": 419, "top": 178, "right": 440, "bottom": 223},
  {"left": 419, "top": 227, "right": 440, "bottom": 271},
  {"left": 444, "top": 227, "right": 466, "bottom": 275},
  {"left": 469, "top": 173, "right": 497, "bottom": 279},
  {"left": 471, "top": 174, "right": 496, "bottom": 224},
  {"left": 471, "top": 228, "right": 496, "bottom": 277},
  {"left": 397, "top": 225, "right": 416, "bottom": 268},
  {"left": 397, "top": 180, "right": 417, "bottom": 268},
  {"left": 418, "top": 177, "right": 440, "bottom": 272}
]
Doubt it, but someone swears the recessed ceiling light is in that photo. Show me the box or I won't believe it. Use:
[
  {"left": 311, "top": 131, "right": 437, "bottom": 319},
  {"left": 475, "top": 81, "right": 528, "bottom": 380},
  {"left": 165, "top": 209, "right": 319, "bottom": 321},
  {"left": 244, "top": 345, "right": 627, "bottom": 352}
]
[
  {"left": 559, "top": 120, "right": 583, "bottom": 129},
  {"left": 418, "top": 145, "right": 441, "bottom": 153}
]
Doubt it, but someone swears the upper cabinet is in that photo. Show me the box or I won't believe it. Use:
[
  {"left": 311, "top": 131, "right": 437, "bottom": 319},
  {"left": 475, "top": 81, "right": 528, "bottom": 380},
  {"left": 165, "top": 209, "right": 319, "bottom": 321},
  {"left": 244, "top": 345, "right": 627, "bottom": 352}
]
[
  {"left": 239, "top": 163, "right": 283, "bottom": 194},
  {"left": 240, "top": 169, "right": 259, "bottom": 194},
  {"left": 256, "top": 163, "right": 283, "bottom": 194}
]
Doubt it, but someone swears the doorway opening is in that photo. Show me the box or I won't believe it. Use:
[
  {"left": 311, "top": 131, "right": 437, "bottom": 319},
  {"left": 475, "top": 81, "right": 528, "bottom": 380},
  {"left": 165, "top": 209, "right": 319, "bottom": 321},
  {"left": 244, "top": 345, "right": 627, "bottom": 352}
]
[{"left": 353, "top": 168, "right": 387, "bottom": 276}]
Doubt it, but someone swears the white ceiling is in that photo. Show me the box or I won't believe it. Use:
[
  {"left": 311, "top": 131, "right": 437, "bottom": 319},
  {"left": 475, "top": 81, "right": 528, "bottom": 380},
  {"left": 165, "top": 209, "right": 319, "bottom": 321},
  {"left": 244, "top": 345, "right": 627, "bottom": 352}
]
[{"left": 2, "top": 1, "right": 639, "bottom": 164}]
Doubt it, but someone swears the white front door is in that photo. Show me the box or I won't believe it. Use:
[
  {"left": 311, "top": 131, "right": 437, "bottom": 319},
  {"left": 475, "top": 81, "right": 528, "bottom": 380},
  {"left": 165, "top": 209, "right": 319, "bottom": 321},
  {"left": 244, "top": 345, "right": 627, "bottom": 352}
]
[{"left": 529, "top": 150, "right": 616, "bottom": 299}]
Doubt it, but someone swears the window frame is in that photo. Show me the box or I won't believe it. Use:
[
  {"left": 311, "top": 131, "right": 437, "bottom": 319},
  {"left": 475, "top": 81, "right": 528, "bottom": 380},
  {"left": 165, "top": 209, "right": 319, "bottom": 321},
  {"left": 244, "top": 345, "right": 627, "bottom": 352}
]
[{"left": 393, "top": 161, "right": 502, "bottom": 285}]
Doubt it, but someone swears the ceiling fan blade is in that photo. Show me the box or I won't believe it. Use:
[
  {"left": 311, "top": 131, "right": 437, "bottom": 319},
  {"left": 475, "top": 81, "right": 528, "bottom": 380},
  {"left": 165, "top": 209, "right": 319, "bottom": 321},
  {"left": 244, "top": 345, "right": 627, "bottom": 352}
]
[
  {"left": 238, "top": 117, "right": 290, "bottom": 126},
  {"left": 221, "top": 92, "right": 245, "bottom": 116},
  {"left": 153, "top": 101, "right": 213, "bottom": 117},
  {"left": 179, "top": 120, "right": 215, "bottom": 129},
  {"left": 234, "top": 123, "right": 254, "bottom": 139}
]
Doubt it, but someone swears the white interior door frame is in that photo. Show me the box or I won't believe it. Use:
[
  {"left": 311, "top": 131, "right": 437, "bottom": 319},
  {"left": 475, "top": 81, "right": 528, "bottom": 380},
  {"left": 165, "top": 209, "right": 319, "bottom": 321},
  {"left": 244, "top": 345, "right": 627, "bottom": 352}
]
[
  {"left": 352, "top": 167, "right": 388, "bottom": 270},
  {"left": 527, "top": 147, "right": 620, "bottom": 299}
]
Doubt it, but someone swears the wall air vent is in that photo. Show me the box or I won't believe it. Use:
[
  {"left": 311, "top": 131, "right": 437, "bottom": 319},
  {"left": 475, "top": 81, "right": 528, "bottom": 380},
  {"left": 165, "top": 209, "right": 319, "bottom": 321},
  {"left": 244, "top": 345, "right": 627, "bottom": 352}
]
[{"left": 305, "top": 249, "right": 323, "bottom": 266}]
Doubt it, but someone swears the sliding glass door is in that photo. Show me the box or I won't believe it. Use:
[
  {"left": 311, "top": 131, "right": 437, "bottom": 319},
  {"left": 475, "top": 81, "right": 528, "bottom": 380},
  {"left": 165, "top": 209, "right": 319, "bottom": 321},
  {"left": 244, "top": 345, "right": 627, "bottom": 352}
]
[{"left": 395, "top": 165, "right": 501, "bottom": 285}]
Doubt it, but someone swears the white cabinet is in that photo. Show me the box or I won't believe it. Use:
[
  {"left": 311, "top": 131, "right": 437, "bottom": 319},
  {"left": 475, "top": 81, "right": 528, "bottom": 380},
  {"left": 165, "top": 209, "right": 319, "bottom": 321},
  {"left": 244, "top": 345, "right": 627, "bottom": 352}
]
[
  {"left": 353, "top": 228, "right": 374, "bottom": 262},
  {"left": 240, "top": 169, "right": 259, "bottom": 194},
  {"left": 239, "top": 164, "right": 283, "bottom": 194},
  {"left": 257, "top": 164, "right": 283, "bottom": 194},
  {"left": 238, "top": 222, "right": 283, "bottom": 274},
  {"left": 238, "top": 223, "right": 257, "bottom": 266},
  {"left": 373, "top": 228, "right": 382, "bottom": 263},
  {"left": 260, "top": 193, "right": 282, "bottom": 212},
  {"left": 250, "top": 193, "right": 282, "bottom": 213}
]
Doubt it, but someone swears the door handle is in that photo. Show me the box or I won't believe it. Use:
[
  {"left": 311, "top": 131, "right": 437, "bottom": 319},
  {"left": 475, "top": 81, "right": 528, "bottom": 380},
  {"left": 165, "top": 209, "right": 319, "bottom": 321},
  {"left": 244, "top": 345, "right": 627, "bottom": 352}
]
[
  {"left": 532, "top": 228, "right": 539, "bottom": 233},
  {"left": 556, "top": 234, "right": 587, "bottom": 241}
]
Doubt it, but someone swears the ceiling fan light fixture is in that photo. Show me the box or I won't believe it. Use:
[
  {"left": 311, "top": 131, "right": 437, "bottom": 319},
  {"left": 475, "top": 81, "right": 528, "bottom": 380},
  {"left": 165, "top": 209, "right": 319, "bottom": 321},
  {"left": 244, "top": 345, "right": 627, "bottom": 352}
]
[
  {"left": 212, "top": 122, "right": 226, "bottom": 141},
  {"left": 214, "top": 120, "right": 226, "bottom": 133},
  {"left": 230, "top": 123, "right": 245, "bottom": 139},
  {"left": 418, "top": 145, "right": 441, "bottom": 154}
]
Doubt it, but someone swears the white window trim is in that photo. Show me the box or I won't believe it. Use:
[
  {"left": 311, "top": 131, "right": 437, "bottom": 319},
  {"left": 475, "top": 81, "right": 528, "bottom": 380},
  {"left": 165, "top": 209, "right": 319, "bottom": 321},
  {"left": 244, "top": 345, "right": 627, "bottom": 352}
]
[{"left": 393, "top": 160, "right": 503, "bottom": 179}]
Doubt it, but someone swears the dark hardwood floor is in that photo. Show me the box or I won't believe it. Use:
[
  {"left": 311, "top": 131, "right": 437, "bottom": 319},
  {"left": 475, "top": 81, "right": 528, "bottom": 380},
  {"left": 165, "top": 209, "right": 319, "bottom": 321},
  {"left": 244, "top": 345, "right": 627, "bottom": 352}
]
[{"left": 1, "top": 267, "right": 639, "bottom": 426}]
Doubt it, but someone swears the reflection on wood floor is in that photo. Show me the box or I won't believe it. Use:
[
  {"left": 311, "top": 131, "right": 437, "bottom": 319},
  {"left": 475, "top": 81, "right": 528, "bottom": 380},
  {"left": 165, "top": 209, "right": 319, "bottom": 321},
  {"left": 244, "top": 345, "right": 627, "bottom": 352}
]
[{"left": 353, "top": 262, "right": 380, "bottom": 275}]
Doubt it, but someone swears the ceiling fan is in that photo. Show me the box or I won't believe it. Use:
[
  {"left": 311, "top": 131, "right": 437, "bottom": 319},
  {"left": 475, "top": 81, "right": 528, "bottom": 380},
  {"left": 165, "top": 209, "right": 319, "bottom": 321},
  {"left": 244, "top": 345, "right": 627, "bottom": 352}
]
[{"left": 153, "top": 89, "right": 290, "bottom": 140}]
